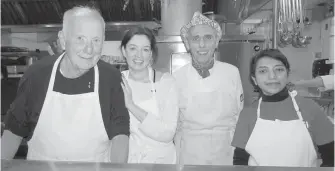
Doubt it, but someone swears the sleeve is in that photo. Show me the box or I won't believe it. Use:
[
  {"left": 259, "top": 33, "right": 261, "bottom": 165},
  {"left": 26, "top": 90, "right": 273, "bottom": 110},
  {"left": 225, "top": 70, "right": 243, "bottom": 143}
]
[
  {"left": 233, "top": 147, "right": 250, "bottom": 165},
  {"left": 320, "top": 75, "right": 334, "bottom": 91},
  {"left": 231, "top": 107, "right": 255, "bottom": 149},
  {"left": 4, "top": 74, "right": 32, "bottom": 138},
  {"left": 109, "top": 75, "right": 130, "bottom": 139},
  {"left": 139, "top": 76, "right": 179, "bottom": 143},
  {"left": 307, "top": 100, "right": 334, "bottom": 146}
]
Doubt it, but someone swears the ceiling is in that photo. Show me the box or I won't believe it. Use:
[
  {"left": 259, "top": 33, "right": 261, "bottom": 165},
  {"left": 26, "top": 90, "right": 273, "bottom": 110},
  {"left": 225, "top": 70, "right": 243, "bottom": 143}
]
[
  {"left": 0, "top": 0, "right": 218, "bottom": 25},
  {"left": 1, "top": 0, "right": 332, "bottom": 34}
]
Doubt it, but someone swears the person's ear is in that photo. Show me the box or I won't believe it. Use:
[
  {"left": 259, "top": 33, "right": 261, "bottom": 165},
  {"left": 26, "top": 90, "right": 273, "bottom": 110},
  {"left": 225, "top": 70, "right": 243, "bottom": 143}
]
[{"left": 58, "top": 31, "right": 66, "bottom": 51}]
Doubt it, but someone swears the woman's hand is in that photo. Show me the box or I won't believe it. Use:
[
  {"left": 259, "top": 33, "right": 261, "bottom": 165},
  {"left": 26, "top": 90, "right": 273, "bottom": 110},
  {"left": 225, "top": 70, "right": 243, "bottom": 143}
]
[
  {"left": 120, "top": 73, "right": 148, "bottom": 122},
  {"left": 121, "top": 74, "right": 134, "bottom": 109}
]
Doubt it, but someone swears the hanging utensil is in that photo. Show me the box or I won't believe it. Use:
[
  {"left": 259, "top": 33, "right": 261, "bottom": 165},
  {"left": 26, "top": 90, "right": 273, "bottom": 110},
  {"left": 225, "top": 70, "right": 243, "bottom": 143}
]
[
  {"left": 292, "top": 33, "right": 301, "bottom": 48},
  {"left": 283, "top": 0, "right": 287, "bottom": 23},
  {"left": 299, "top": 0, "right": 304, "bottom": 30},
  {"left": 292, "top": 0, "right": 296, "bottom": 24},
  {"left": 298, "top": 35, "right": 312, "bottom": 46}
]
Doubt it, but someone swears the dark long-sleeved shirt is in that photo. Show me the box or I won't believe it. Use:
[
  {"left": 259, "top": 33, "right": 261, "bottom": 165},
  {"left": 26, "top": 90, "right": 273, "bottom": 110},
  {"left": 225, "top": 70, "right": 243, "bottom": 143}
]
[{"left": 4, "top": 56, "right": 130, "bottom": 141}]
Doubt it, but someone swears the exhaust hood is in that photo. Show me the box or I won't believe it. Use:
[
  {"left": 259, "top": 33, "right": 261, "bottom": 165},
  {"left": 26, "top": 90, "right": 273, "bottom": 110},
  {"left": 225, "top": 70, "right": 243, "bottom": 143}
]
[
  {"left": 2, "top": 0, "right": 272, "bottom": 27},
  {"left": 214, "top": 0, "right": 272, "bottom": 24}
]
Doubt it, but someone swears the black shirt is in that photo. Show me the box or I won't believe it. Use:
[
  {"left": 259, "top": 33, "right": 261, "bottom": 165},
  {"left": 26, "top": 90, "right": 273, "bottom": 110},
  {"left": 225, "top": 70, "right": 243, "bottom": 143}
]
[{"left": 4, "top": 55, "right": 130, "bottom": 141}]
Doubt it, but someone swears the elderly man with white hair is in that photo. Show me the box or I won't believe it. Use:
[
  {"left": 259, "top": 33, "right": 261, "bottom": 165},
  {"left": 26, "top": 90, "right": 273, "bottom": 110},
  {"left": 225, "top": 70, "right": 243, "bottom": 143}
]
[
  {"left": 1, "top": 5, "right": 130, "bottom": 163},
  {"left": 173, "top": 11, "right": 244, "bottom": 165}
]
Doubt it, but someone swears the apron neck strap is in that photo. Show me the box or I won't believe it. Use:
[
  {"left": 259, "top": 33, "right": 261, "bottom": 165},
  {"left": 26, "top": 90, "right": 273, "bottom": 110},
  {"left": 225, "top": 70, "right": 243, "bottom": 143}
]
[
  {"left": 257, "top": 90, "right": 303, "bottom": 120},
  {"left": 47, "top": 52, "right": 65, "bottom": 92},
  {"left": 125, "top": 67, "right": 156, "bottom": 95},
  {"left": 93, "top": 65, "right": 99, "bottom": 93},
  {"left": 288, "top": 90, "right": 303, "bottom": 120},
  {"left": 148, "top": 67, "right": 156, "bottom": 94}
]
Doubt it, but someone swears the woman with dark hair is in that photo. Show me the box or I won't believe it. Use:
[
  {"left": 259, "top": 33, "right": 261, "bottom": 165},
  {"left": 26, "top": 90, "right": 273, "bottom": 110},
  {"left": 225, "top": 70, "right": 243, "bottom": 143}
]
[
  {"left": 231, "top": 49, "right": 334, "bottom": 167},
  {"left": 119, "top": 26, "right": 178, "bottom": 164}
]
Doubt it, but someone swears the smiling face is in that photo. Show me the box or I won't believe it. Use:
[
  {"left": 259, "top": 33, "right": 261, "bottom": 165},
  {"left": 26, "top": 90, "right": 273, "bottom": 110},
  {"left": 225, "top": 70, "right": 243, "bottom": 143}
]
[
  {"left": 186, "top": 24, "right": 218, "bottom": 65},
  {"left": 252, "top": 57, "right": 289, "bottom": 96},
  {"left": 59, "top": 14, "right": 104, "bottom": 70},
  {"left": 122, "top": 35, "right": 152, "bottom": 72}
]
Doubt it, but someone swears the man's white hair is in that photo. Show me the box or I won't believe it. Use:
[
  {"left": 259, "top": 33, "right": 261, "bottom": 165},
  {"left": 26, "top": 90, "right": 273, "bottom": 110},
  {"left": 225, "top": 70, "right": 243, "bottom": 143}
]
[{"left": 62, "top": 5, "right": 105, "bottom": 36}]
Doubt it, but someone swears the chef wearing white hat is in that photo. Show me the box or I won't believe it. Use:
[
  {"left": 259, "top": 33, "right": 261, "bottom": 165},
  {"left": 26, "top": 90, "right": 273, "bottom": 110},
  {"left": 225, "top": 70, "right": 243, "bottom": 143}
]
[{"left": 173, "top": 11, "right": 244, "bottom": 165}]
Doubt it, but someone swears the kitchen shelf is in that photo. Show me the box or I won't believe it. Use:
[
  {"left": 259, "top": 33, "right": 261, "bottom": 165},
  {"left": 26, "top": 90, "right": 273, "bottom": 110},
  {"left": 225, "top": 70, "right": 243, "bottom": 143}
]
[
  {"left": 7, "top": 74, "right": 24, "bottom": 78},
  {"left": 1, "top": 52, "right": 30, "bottom": 56}
]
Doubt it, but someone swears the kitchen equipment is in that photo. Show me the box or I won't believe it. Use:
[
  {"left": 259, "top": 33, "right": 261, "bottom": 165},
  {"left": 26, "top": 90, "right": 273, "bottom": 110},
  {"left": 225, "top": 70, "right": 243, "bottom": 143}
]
[
  {"left": 277, "top": 0, "right": 312, "bottom": 48},
  {"left": 312, "top": 59, "right": 333, "bottom": 78}
]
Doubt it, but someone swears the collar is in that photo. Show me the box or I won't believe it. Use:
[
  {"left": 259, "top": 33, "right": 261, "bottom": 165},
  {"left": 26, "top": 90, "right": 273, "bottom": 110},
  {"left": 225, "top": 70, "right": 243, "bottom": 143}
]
[
  {"left": 191, "top": 61, "right": 216, "bottom": 79},
  {"left": 261, "top": 87, "right": 289, "bottom": 102}
]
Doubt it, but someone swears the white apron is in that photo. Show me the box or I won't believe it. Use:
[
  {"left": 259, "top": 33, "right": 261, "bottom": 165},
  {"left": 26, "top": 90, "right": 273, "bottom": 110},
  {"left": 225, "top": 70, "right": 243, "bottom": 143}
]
[
  {"left": 174, "top": 64, "right": 235, "bottom": 165},
  {"left": 124, "top": 68, "right": 176, "bottom": 164},
  {"left": 245, "top": 90, "right": 318, "bottom": 167},
  {"left": 27, "top": 53, "right": 111, "bottom": 162}
]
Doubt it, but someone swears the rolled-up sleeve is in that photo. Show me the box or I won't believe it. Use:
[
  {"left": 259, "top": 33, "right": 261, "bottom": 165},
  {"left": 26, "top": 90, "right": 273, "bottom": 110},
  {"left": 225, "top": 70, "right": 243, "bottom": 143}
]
[
  {"left": 139, "top": 76, "right": 179, "bottom": 143},
  {"left": 4, "top": 74, "right": 32, "bottom": 138},
  {"left": 109, "top": 77, "right": 130, "bottom": 139}
]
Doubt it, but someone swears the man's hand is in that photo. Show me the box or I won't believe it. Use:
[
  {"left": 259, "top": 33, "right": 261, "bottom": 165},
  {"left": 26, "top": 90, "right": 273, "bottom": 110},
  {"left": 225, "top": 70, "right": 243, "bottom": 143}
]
[
  {"left": 292, "top": 77, "right": 325, "bottom": 88},
  {"left": 1, "top": 130, "right": 23, "bottom": 159},
  {"left": 110, "top": 135, "right": 129, "bottom": 163}
]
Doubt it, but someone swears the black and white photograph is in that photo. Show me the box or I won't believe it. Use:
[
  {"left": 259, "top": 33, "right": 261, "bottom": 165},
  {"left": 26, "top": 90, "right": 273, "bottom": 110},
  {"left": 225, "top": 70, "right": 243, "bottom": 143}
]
[{"left": 0, "top": 0, "right": 334, "bottom": 171}]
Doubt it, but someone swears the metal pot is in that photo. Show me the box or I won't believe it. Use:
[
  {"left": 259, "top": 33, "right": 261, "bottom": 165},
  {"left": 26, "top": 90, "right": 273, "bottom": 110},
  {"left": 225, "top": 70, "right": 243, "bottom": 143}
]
[{"left": 22, "top": 56, "right": 38, "bottom": 66}]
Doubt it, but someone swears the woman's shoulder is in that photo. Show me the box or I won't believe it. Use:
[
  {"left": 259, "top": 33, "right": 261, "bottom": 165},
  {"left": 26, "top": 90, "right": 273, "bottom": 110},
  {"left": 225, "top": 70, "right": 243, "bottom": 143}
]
[
  {"left": 294, "top": 95, "right": 320, "bottom": 110},
  {"left": 155, "top": 70, "right": 175, "bottom": 82},
  {"left": 155, "top": 71, "right": 177, "bottom": 90},
  {"left": 240, "top": 105, "right": 258, "bottom": 117},
  {"left": 294, "top": 95, "right": 325, "bottom": 119}
]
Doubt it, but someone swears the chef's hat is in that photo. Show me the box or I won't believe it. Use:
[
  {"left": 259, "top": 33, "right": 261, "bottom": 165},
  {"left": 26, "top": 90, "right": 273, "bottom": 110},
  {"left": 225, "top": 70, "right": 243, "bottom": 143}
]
[{"left": 180, "top": 11, "right": 222, "bottom": 42}]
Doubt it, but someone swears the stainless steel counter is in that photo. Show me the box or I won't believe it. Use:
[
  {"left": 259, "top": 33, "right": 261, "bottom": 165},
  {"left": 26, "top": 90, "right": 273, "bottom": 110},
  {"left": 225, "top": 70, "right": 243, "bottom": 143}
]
[{"left": 1, "top": 159, "right": 333, "bottom": 171}]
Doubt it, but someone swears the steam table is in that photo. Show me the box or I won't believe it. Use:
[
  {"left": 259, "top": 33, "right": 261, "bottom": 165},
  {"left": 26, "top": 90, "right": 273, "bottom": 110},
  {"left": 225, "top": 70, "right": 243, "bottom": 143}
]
[{"left": 1, "top": 159, "right": 333, "bottom": 171}]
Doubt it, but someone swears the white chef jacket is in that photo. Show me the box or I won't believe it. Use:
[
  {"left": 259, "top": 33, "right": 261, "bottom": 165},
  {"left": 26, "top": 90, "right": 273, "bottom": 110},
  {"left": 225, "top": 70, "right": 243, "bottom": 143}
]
[
  {"left": 172, "top": 61, "right": 244, "bottom": 165},
  {"left": 173, "top": 61, "right": 244, "bottom": 129}
]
